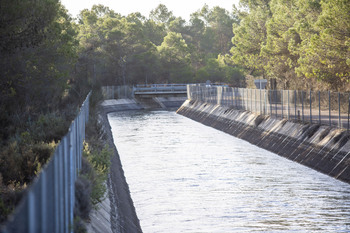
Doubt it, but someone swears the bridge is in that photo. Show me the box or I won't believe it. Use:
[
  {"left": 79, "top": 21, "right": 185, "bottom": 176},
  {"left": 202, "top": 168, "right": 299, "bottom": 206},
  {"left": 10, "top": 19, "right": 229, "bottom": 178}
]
[{"left": 132, "top": 84, "right": 188, "bottom": 97}]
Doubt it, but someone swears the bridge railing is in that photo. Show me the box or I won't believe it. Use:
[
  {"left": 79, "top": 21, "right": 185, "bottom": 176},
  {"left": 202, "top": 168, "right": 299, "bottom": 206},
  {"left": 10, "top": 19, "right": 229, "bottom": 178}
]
[
  {"left": 188, "top": 84, "right": 350, "bottom": 129},
  {"left": 1, "top": 92, "right": 91, "bottom": 233},
  {"left": 133, "top": 84, "right": 188, "bottom": 93}
]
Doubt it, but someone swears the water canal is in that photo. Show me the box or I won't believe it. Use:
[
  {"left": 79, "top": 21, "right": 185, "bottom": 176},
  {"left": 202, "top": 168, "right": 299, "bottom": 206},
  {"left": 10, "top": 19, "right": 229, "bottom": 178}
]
[{"left": 108, "top": 110, "right": 350, "bottom": 232}]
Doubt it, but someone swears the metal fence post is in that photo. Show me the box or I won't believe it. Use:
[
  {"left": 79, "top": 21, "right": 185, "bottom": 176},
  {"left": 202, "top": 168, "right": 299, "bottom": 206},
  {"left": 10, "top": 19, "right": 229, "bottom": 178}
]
[
  {"left": 302, "top": 91, "right": 304, "bottom": 122},
  {"left": 329, "top": 91, "right": 331, "bottom": 126},
  {"left": 319, "top": 91, "right": 321, "bottom": 125},
  {"left": 260, "top": 88, "right": 262, "bottom": 114},
  {"left": 40, "top": 170, "right": 47, "bottom": 233},
  {"left": 348, "top": 94, "right": 350, "bottom": 132},
  {"left": 287, "top": 90, "right": 290, "bottom": 120},
  {"left": 310, "top": 89, "right": 312, "bottom": 124},
  {"left": 63, "top": 137, "right": 69, "bottom": 232},
  {"left": 275, "top": 90, "right": 277, "bottom": 117},
  {"left": 281, "top": 90, "right": 284, "bottom": 118},
  {"left": 270, "top": 90, "right": 273, "bottom": 116},
  {"left": 338, "top": 92, "right": 341, "bottom": 128},
  {"left": 295, "top": 90, "right": 297, "bottom": 120},
  {"left": 242, "top": 88, "right": 245, "bottom": 110},
  {"left": 28, "top": 190, "right": 35, "bottom": 233},
  {"left": 235, "top": 88, "right": 237, "bottom": 109},
  {"left": 251, "top": 88, "right": 253, "bottom": 112},
  {"left": 254, "top": 89, "right": 258, "bottom": 113}
]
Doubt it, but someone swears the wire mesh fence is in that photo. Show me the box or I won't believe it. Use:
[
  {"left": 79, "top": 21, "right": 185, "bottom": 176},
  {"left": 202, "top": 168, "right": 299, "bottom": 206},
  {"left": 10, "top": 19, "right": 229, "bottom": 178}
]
[
  {"left": 188, "top": 84, "right": 350, "bottom": 129},
  {"left": 1, "top": 92, "right": 91, "bottom": 233}
]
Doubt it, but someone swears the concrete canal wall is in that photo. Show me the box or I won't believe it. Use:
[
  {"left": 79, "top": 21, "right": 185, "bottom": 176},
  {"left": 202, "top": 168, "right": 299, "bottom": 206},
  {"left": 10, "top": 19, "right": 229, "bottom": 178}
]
[
  {"left": 87, "top": 99, "right": 143, "bottom": 233},
  {"left": 88, "top": 97, "right": 187, "bottom": 232},
  {"left": 177, "top": 100, "right": 350, "bottom": 184}
]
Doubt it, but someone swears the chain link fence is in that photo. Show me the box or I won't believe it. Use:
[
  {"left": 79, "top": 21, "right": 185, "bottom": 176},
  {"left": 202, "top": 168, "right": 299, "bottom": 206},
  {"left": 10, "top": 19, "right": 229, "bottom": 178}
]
[
  {"left": 188, "top": 84, "right": 350, "bottom": 129},
  {"left": 1, "top": 92, "right": 91, "bottom": 233}
]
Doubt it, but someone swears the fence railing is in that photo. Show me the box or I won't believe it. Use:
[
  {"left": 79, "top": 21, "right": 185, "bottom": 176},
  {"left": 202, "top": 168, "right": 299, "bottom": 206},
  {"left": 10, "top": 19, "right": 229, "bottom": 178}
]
[
  {"left": 188, "top": 84, "right": 350, "bottom": 129},
  {"left": 133, "top": 84, "right": 188, "bottom": 93},
  {"left": 101, "top": 85, "right": 133, "bottom": 99},
  {"left": 1, "top": 92, "right": 91, "bottom": 233}
]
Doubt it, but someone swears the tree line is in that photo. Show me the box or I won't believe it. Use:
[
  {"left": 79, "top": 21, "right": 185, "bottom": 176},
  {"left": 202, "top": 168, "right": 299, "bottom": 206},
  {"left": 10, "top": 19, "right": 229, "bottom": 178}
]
[
  {"left": 232, "top": 0, "right": 350, "bottom": 91},
  {"left": 76, "top": 4, "right": 244, "bottom": 86}
]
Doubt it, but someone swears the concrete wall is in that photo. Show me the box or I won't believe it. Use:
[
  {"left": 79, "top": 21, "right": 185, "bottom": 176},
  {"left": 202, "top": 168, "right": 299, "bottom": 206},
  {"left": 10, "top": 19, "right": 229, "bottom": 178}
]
[
  {"left": 177, "top": 100, "right": 350, "bottom": 184},
  {"left": 87, "top": 100, "right": 143, "bottom": 233}
]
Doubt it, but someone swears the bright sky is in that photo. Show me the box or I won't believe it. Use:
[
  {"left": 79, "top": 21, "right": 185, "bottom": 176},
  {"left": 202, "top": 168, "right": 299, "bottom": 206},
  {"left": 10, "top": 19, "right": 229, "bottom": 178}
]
[{"left": 60, "top": 0, "right": 240, "bottom": 21}]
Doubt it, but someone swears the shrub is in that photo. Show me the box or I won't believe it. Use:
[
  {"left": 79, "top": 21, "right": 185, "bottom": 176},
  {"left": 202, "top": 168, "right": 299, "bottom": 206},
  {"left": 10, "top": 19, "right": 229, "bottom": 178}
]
[
  {"left": 0, "top": 139, "right": 56, "bottom": 186},
  {"left": 74, "top": 173, "right": 92, "bottom": 221},
  {"left": 82, "top": 143, "right": 112, "bottom": 205},
  {"left": 28, "top": 113, "right": 70, "bottom": 143}
]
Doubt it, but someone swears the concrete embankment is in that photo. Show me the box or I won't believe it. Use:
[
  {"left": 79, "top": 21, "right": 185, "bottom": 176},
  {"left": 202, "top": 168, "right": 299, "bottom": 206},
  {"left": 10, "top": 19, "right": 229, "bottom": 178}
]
[
  {"left": 87, "top": 99, "right": 143, "bottom": 233},
  {"left": 177, "top": 100, "right": 350, "bottom": 184}
]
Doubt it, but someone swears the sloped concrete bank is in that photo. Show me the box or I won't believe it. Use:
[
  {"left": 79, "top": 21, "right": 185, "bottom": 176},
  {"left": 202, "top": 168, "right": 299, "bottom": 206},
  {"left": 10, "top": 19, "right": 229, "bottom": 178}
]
[
  {"left": 87, "top": 99, "right": 143, "bottom": 233},
  {"left": 177, "top": 100, "right": 350, "bottom": 184}
]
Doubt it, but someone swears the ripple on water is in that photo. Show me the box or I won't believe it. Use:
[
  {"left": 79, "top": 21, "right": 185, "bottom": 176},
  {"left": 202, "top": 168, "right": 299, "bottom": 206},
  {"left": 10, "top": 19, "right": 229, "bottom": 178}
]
[{"left": 109, "top": 111, "right": 350, "bottom": 233}]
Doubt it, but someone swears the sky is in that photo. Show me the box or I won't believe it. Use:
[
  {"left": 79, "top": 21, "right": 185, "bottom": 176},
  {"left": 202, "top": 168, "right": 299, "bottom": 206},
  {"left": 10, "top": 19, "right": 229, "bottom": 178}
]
[{"left": 60, "top": 0, "right": 240, "bottom": 21}]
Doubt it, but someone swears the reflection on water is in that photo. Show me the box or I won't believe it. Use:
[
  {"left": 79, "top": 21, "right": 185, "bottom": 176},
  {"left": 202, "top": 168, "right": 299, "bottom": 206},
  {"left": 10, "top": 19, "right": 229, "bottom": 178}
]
[{"left": 108, "top": 111, "right": 350, "bottom": 232}]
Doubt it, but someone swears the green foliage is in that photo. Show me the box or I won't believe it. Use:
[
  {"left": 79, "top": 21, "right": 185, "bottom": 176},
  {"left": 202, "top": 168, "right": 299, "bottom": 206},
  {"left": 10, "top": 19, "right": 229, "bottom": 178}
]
[
  {"left": 230, "top": 0, "right": 350, "bottom": 90},
  {"left": 296, "top": 0, "right": 350, "bottom": 89},
  {"left": 28, "top": 113, "right": 70, "bottom": 142},
  {"left": 0, "top": 139, "right": 56, "bottom": 186},
  {"left": 75, "top": 3, "right": 238, "bottom": 85},
  {"left": 0, "top": 174, "right": 24, "bottom": 223},
  {"left": 195, "top": 56, "right": 245, "bottom": 85},
  {"left": 0, "top": 0, "right": 59, "bottom": 53},
  {"left": 82, "top": 142, "right": 112, "bottom": 206},
  {"left": 231, "top": 0, "right": 271, "bottom": 78},
  {"left": 74, "top": 173, "right": 92, "bottom": 220}
]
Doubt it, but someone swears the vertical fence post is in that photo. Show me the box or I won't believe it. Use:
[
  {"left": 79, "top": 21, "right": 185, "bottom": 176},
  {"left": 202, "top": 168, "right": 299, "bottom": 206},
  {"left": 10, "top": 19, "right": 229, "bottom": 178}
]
[
  {"left": 348, "top": 93, "right": 350, "bottom": 132},
  {"left": 275, "top": 90, "right": 277, "bottom": 117},
  {"left": 264, "top": 89, "right": 267, "bottom": 115},
  {"left": 295, "top": 90, "right": 297, "bottom": 120},
  {"left": 270, "top": 90, "right": 273, "bottom": 116},
  {"left": 281, "top": 90, "right": 284, "bottom": 118},
  {"left": 259, "top": 88, "right": 262, "bottom": 114},
  {"left": 254, "top": 89, "right": 258, "bottom": 113},
  {"left": 310, "top": 89, "right": 312, "bottom": 124},
  {"left": 329, "top": 91, "right": 331, "bottom": 126},
  {"left": 338, "top": 92, "right": 341, "bottom": 128},
  {"left": 231, "top": 88, "right": 234, "bottom": 108},
  {"left": 287, "top": 90, "right": 290, "bottom": 120},
  {"left": 302, "top": 91, "right": 304, "bottom": 122},
  {"left": 40, "top": 170, "right": 47, "bottom": 233},
  {"left": 319, "top": 91, "right": 321, "bottom": 125},
  {"left": 235, "top": 88, "right": 238, "bottom": 109},
  {"left": 242, "top": 88, "right": 245, "bottom": 110},
  {"left": 251, "top": 88, "right": 252, "bottom": 112},
  {"left": 28, "top": 190, "right": 35, "bottom": 233}
]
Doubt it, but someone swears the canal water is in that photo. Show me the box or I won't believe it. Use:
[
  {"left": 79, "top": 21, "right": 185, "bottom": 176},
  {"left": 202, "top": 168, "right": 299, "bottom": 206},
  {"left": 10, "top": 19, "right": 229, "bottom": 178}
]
[{"left": 108, "top": 111, "right": 350, "bottom": 232}]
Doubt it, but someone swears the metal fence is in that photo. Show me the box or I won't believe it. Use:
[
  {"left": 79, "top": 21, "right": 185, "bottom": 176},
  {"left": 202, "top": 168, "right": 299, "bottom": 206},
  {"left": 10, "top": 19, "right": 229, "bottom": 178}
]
[
  {"left": 133, "top": 83, "right": 188, "bottom": 94},
  {"left": 1, "top": 92, "right": 91, "bottom": 233},
  {"left": 188, "top": 84, "right": 350, "bottom": 129},
  {"left": 101, "top": 85, "right": 133, "bottom": 99}
]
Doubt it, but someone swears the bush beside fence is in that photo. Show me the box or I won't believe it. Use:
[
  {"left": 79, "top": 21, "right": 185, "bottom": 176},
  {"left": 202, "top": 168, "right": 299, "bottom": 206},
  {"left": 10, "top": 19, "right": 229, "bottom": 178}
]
[{"left": 1, "top": 92, "right": 91, "bottom": 233}]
